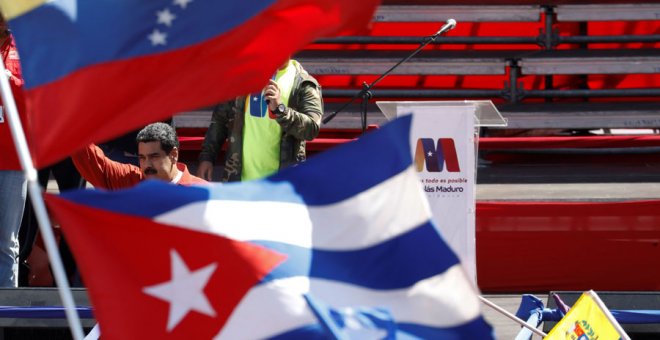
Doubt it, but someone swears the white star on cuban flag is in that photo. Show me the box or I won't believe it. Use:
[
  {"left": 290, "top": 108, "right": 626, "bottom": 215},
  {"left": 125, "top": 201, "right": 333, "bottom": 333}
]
[{"left": 143, "top": 249, "right": 218, "bottom": 332}]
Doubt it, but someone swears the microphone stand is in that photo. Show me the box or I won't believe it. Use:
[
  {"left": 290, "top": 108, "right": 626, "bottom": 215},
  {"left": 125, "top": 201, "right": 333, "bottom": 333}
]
[{"left": 322, "top": 21, "right": 457, "bottom": 133}]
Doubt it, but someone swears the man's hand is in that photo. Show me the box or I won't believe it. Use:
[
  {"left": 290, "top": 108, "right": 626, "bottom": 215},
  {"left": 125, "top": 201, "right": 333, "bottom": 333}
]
[
  {"left": 264, "top": 79, "right": 282, "bottom": 112},
  {"left": 197, "top": 160, "right": 214, "bottom": 181}
]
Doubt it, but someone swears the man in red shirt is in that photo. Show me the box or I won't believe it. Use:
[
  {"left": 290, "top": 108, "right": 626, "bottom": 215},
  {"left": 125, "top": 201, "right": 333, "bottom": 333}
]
[
  {"left": 73, "top": 122, "right": 206, "bottom": 190},
  {"left": 0, "top": 18, "right": 27, "bottom": 287}
]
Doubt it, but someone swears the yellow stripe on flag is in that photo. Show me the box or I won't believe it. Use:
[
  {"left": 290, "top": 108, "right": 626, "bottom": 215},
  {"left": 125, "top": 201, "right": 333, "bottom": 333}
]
[
  {"left": 546, "top": 291, "right": 624, "bottom": 340},
  {"left": 0, "top": 0, "right": 46, "bottom": 20}
]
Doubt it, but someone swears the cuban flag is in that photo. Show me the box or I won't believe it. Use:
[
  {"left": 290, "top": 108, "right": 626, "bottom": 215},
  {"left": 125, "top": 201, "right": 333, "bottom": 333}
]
[
  {"left": 0, "top": 0, "right": 379, "bottom": 167},
  {"left": 45, "top": 115, "right": 494, "bottom": 339}
]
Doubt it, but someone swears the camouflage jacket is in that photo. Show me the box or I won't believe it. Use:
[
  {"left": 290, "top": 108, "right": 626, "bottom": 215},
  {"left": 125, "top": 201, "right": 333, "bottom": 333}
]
[{"left": 198, "top": 61, "right": 324, "bottom": 182}]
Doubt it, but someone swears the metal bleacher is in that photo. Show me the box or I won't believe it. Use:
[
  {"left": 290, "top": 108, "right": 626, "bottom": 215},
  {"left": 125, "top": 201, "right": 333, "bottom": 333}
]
[
  {"left": 319, "top": 3, "right": 659, "bottom": 131},
  {"left": 295, "top": 50, "right": 510, "bottom": 76},
  {"left": 371, "top": 5, "right": 541, "bottom": 22},
  {"left": 496, "top": 101, "right": 660, "bottom": 130},
  {"left": 518, "top": 49, "right": 660, "bottom": 76},
  {"left": 555, "top": 3, "right": 660, "bottom": 21},
  {"left": 174, "top": 2, "right": 660, "bottom": 132}
]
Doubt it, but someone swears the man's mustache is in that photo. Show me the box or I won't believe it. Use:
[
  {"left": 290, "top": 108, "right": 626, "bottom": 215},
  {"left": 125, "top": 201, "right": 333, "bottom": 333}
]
[{"left": 144, "top": 168, "right": 157, "bottom": 175}]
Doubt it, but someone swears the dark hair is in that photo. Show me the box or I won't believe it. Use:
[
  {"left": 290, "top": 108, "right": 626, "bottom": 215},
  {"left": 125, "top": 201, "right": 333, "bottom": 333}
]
[{"left": 136, "top": 122, "right": 179, "bottom": 154}]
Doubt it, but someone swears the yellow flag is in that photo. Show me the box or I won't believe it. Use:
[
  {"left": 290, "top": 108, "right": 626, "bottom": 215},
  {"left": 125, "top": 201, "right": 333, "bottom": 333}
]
[
  {"left": 0, "top": 0, "right": 45, "bottom": 20},
  {"left": 546, "top": 291, "right": 627, "bottom": 340}
]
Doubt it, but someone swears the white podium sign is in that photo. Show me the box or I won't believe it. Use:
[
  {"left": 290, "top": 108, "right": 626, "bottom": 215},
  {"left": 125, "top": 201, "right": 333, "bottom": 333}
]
[{"left": 377, "top": 101, "right": 506, "bottom": 285}]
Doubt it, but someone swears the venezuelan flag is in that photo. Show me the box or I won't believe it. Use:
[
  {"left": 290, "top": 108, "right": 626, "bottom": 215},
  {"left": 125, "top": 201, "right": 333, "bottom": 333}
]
[
  {"left": 546, "top": 290, "right": 628, "bottom": 340},
  {"left": 0, "top": 0, "right": 379, "bottom": 167}
]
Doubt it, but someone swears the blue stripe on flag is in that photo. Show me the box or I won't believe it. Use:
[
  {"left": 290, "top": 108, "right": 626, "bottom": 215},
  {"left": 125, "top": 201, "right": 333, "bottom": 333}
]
[
  {"left": 269, "top": 114, "right": 413, "bottom": 205},
  {"left": 60, "top": 176, "right": 304, "bottom": 218},
  {"left": 10, "top": 0, "right": 276, "bottom": 88},
  {"left": 59, "top": 180, "right": 210, "bottom": 217},
  {"left": 255, "top": 222, "right": 459, "bottom": 289}
]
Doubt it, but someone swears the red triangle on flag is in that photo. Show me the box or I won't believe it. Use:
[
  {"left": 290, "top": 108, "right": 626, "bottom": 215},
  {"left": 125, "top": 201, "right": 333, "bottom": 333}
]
[{"left": 46, "top": 194, "right": 287, "bottom": 339}]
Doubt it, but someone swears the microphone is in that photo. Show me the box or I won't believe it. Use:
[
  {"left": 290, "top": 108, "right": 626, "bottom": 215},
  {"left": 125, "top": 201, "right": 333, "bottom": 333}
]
[{"left": 433, "top": 19, "right": 457, "bottom": 37}]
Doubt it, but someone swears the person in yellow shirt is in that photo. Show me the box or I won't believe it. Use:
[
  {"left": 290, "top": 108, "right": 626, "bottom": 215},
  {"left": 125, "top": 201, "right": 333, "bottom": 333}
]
[{"left": 197, "top": 60, "right": 323, "bottom": 182}]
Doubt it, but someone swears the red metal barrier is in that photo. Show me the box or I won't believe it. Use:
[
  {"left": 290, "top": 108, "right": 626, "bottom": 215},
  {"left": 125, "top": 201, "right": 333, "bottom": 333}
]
[{"left": 477, "top": 200, "right": 660, "bottom": 293}]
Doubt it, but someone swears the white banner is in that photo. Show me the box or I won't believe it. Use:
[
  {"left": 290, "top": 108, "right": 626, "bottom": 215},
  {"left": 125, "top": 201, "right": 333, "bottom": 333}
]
[{"left": 398, "top": 106, "right": 476, "bottom": 283}]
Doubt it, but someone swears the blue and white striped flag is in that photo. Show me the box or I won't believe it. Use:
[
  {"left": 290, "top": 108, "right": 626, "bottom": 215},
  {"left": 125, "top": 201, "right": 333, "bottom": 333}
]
[{"left": 46, "top": 115, "right": 494, "bottom": 339}]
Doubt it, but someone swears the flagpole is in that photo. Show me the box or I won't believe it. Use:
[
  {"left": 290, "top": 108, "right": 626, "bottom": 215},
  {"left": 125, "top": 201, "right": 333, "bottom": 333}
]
[
  {"left": 587, "top": 290, "right": 631, "bottom": 340},
  {"left": 0, "top": 57, "right": 85, "bottom": 340},
  {"left": 478, "top": 295, "right": 548, "bottom": 338}
]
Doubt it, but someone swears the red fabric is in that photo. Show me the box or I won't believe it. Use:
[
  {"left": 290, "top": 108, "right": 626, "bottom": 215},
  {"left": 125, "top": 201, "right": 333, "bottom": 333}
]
[
  {"left": 476, "top": 200, "right": 660, "bottom": 292},
  {"left": 23, "top": 0, "right": 380, "bottom": 167},
  {"left": 479, "top": 135, "right": 660, "bottom": 150},
  {"left": 71, "top": 144, "right": 205, "bottom": 190},
  {"left": 0, "top": 36, "right": 27, "bottom": 170},
  {"left": 45, "top": 196, "right": 287, "bottom": 339}
]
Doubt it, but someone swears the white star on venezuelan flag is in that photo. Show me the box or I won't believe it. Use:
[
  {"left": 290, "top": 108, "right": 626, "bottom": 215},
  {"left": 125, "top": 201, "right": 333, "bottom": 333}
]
[
  {"left": 173, "top": 0, "right": 193, "bottom": 9},
  {"left": 148, "top": 29, "right": 168, "bottom": 46},
  {"left": 156, "top": 8, "right": 176, "bottom": 27}
]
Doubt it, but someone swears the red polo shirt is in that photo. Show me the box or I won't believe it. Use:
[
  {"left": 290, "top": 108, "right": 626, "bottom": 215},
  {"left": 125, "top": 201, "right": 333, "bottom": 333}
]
[{"left": 72, "top": 144, "right": 207, "bottom": 190}]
